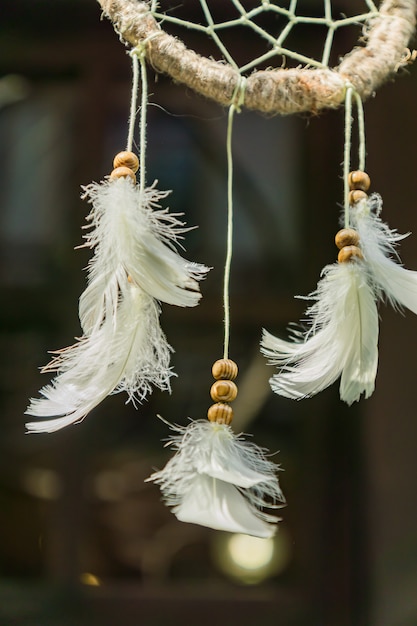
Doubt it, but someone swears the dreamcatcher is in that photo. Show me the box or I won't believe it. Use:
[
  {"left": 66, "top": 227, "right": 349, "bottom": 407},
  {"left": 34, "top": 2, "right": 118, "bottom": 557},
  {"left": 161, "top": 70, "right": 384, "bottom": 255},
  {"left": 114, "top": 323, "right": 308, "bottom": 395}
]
[{"left": 26, "top": 0, "right": 416, "bottom": 537}]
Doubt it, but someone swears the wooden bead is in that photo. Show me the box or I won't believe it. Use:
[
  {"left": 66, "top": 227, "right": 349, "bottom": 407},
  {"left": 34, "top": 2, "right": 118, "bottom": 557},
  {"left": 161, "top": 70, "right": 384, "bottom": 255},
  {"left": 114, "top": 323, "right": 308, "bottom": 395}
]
[
  {"left": 335, "top": 228, "right": 360, "bottom": 249},
  {"left": 349, "top": 189, "right": 368, "bottom": 205},
  {"left": 212, "top": 358, "right": 238, "bottom": 381},
  {"left": 110, "top": 166, "right": 136, "bottom": 183},
  {"left": 348, "top": 170, "right": 371, "bottom": 192},
  {"left": 338, "top": 245, "right": 364, "bottom": 263},
  {"left": 113, "top": 151, "right": 139, "bottom": 173},
  {"left": 210, "top": 380, "right": 238, "bottom": 402},
  {"left": 207, "top": 402, "right": 233, "bottom": 425}
]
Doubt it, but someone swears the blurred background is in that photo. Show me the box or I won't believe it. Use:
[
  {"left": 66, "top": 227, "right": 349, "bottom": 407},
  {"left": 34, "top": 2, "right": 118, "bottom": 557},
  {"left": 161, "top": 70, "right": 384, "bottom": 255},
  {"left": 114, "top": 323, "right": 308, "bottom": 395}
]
[{"left": 1, "top": 1, "right": 417, "bottom": 625}]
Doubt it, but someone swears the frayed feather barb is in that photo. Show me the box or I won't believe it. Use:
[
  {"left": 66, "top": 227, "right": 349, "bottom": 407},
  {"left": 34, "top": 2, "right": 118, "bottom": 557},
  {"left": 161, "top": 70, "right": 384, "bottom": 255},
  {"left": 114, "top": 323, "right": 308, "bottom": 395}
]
[
  {"left": 79, "top": 176, "right": 209, "bottom": 333},
  {"left": 351, "top": 192, "right": 417, "bottom": 315},
  {"left": 147, "top": 419, "right": 285, "bottom": 538},
  {"left": 262, "top": 256, "right": 379, "bottom": 405},
  {"left": 26, "top": 283, "right": 173, "bottom": 433}
]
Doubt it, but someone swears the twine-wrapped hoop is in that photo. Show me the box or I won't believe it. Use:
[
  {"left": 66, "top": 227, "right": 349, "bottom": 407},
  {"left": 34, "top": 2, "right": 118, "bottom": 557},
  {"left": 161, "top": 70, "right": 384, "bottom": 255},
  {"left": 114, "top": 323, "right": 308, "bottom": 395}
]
[{"left": 97, "top": 0, "right": 416, "bottom": 114}]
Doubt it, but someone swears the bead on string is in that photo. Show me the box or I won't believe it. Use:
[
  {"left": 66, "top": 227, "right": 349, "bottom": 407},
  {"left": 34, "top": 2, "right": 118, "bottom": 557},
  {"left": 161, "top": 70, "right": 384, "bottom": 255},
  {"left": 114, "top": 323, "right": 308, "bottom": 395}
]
[
  {"left": 336, "top": 170, "right": 373, "bottom": 264},
  {"left": 207, "top": 358, "right": 238, "bottom": 426},
  {"left": 109, "top": 150, "right": 140, "bottom": 182}
]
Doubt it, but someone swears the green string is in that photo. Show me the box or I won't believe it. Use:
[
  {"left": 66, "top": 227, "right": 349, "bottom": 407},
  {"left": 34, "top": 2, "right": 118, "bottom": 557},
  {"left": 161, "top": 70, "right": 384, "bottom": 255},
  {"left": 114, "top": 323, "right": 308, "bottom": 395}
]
[
  {"left": 126, "top": 52, "right": 139, "bottom": 154},
  {"left": 343, "top": 85, "right": 366, "bottom": 228},
  {"left": 223, "top": 79, "right": 246, "bottom": 360},
  {"left": 127, "top": 46, "right": 149, "bottom": 193},
  {"left": 223, "top": 103, "right": 237, "bottom": 360},
  {"left": 343, "top": 85, "right": 353, "bottom": 229},
  {"left": 137, "top": 51, "right": 148, "bottom": 193},
  {"left": 354, "top": 91, "right": 366, "bottom": 172}
]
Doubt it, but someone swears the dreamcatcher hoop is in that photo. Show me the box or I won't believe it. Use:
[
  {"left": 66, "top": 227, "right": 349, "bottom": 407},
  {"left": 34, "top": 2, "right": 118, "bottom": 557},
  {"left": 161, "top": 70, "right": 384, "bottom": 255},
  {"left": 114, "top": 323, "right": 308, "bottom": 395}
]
[{"left": 97, "top": 0, "right": 416, "bottom": 114}]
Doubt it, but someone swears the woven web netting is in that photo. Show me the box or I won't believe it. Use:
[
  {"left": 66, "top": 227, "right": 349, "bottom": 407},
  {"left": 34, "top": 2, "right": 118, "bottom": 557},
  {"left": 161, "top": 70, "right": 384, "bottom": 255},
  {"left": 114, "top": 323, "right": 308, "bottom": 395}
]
[
  {"left": 150, "top": 0, "right": 380, "bottom": 71},
  {"left": 98, "top": 0, "right": 416, "bottom": 114}
]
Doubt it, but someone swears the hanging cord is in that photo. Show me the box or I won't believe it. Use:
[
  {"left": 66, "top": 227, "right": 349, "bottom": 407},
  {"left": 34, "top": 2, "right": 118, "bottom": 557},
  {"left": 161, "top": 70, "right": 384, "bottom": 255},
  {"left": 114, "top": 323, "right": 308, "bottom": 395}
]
[
  {"left": 126, "top": 51, "right": 139, "bottom": 153},
  {"left": 223, "top": 78, "right": 246, "bottom": 360},
  {"left": 343, "top": 85, "right": 353, "bottom": 228},
  {"left": 354, "top": 90, "right": 366, "bottom": 173},
  {"left": 343, "top": 85, "right": 366, "bottom": 228},
  {"left": 127, "top": 45, "right": 149, "bottom": 192},
  {"left": 137, "top": 50, "right": 148, "bottom": 193}
]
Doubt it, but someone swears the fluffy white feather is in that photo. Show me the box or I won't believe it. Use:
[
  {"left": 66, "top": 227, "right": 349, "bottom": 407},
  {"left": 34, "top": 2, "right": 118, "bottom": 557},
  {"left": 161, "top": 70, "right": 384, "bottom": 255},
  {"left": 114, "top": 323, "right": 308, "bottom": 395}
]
[
  {"left": 261, "top": 261, "right": 379, "bottom": 405},
  {"left": 173, "top": 474, "right": 279, "bottom": 538},
  {"left": 147, "top": 419, "right": 285, "bottom": 538},
  {"left": 351, "top": 193, "right": 417, "bottom": 314},
  {"left": 80, "top": 177, "right": 209, "bottom": 333},
  {"left": 26, "top": 282, "right": 172, "bottom": 433}
]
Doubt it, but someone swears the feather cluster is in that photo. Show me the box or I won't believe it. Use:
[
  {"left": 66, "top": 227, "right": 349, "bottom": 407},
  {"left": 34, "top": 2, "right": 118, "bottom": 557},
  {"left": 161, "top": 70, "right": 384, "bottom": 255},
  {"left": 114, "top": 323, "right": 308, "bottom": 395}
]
[
  {"left": 147, "top": 419, "right": 285, "bottom": 538},
  {"left": 26, "top": 176, "right": 209, "bottom": 433},
  {"left": 262, "top": 193, "right": 417, "bottom": 405}
]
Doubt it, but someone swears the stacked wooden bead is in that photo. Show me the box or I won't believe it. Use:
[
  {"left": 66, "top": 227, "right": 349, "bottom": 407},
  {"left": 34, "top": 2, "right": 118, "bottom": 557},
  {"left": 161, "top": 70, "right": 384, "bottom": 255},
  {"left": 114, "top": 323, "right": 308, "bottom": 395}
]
[
  {"left": 335, "top": 170, "right": 371, "bottom": 264},
  {"left": 335, "top": 227, "right": 363, "bottom": 263},
  {"left": 207, "top": 359, "right": 238, "bottom": 426},
  {"left": 109, "top": 150, "right": 139, "bottom": 183},
  {"left": 348, "top": 170, "right": 370, "bottom": 206}
]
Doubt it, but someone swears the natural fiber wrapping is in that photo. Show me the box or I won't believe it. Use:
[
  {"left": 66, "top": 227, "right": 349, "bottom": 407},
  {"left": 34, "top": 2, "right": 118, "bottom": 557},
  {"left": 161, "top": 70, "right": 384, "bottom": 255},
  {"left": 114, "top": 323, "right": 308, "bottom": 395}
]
[{"left": 97, "top": 0, "right": 416, "bottom": 113}]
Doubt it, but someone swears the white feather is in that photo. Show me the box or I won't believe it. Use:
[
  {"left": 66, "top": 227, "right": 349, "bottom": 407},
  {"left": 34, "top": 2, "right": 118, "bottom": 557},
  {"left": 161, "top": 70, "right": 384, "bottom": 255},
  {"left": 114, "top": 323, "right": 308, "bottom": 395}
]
[
  {"left": 351, "top": 193, "right": 417, "bottom": 314},
  {"left": 79, "top": 177, "right": 209, "bottom": 333},
  {"left": 173, "top": 474, "right": 278, "bottom": 538},
  {"left": 147, "top": 419, "right": 285, "bottom": 538},
  {"left": 261, "top": 261, "right": 379, "bottom": 405},
  {"left": 26, "top": 283, "right": 172, "bottom": 433}
]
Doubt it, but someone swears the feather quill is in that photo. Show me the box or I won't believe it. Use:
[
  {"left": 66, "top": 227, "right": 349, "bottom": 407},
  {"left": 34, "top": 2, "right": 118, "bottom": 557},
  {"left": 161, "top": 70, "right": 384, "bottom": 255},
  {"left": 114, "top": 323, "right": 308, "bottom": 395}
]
[
  {"left": 26, "top": 282, "right": 172, "bottom": 433},
  {"left": 261, "top": 260, "right": 379, "bottom": 405},
  {"left": 147, "top": 419, "right": 285, "bottom": 538},
  {"left": 79, "top": 177, "right": 209, "bottom": 333},
  {"left": 351, "top": 193, "right": 417, "bottom": 314}
]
